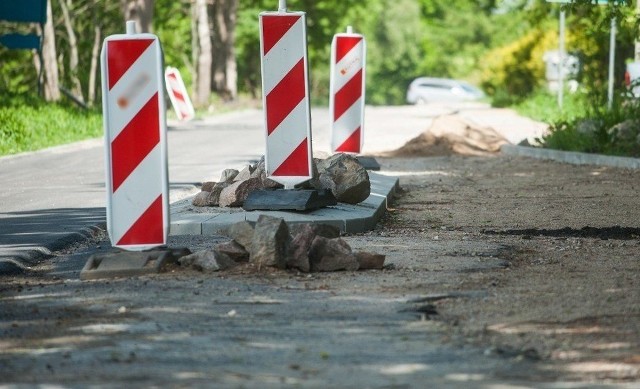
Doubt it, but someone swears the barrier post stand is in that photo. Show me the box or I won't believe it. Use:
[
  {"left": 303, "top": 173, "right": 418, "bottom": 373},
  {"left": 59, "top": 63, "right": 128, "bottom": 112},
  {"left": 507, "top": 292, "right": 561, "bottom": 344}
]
[
  {"left": 329, "top": 26, "right": 378, "bottom": 171},
  {"left": 165, "top": 66, "right": 196, "bottom": 121},
  {"left": 243, "top": 0, "right": 336, "bottom": 211},
  {"left": 81, "top": 21, "right": 187, "bottom": 280}
]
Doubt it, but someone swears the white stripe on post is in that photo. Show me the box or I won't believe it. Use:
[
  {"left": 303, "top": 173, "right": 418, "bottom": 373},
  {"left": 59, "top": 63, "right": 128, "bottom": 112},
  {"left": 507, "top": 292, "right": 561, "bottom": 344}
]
[
  {"left": 165, "top": 66, "right": 195, "bottom": 121},
  {"left": 330, "top": 27, "right": 366, "bottom": 154},
  {"left": 260, "top": 9, "right": 313, "bottom": 189},
  {"left": 101, "top": 23, "right": 169, "bottom": 251}
]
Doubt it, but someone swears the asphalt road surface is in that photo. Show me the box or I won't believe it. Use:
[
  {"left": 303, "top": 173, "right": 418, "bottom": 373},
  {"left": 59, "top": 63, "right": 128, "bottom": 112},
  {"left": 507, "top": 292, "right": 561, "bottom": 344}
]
[{"left": 0, "top": 104, "right": 449, "bottom": 273}]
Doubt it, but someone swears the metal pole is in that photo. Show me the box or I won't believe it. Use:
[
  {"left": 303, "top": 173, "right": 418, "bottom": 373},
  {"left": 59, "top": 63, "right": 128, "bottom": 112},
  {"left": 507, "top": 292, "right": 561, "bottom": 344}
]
[
  {"left": 608, "top": 16, "right": 616, "bottom": 110},
  {"left": 278, "top": 0, "right": 286, "bottom": 12},
  {"left": 559, "top": 10, "right": 565, "bottom": 110},
  {"left": 126, "top": 20, "right": 136, "bottom": 35}
]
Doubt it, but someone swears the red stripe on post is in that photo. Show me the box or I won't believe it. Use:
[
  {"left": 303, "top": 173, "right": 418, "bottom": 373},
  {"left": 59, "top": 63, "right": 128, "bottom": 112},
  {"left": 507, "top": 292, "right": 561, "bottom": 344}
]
[
  {"left": 262, "top": 15, "right": 301, "bottom": 55},
  {"left": 334, "top": 68, "right": 363, "bottom": 121},
  {"left": 172, "top": 89, "right": 186, "bottom": 103},
  {"left": 107, "top": 39, "right": 154, "bottom": 90},
  {"left": 116, "top": 195, "right": 164, "bottom": 246},
  {"left": 111, "top": 93, "right": 160, "bottom": 192},
  {"left": 335, "top": 37, "right": 362, "bottom": 63},
  {"left": 266, "top": 59, "right": 306, "bottom": 135},
  {"left": 272, "top": 138, "right": 309, "bottom": 176},
  {"left": 335, "top": 127, "right": 361, "bottom": 153}
]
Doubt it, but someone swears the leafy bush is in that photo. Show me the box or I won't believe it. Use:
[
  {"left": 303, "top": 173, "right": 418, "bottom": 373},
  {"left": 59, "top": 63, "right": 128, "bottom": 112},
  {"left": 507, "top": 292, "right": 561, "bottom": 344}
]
[
  {"left": 539, "top": 95, "right": 640, "bottom": 158},
  {"left": 481, "top": 26, "right": 558, "bottom": 101}
]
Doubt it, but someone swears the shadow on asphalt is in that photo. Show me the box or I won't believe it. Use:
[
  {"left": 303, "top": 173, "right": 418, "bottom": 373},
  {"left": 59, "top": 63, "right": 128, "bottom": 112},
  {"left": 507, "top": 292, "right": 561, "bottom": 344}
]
[{"left": 0, "top": 207, "right": 105, "bottom": 274}]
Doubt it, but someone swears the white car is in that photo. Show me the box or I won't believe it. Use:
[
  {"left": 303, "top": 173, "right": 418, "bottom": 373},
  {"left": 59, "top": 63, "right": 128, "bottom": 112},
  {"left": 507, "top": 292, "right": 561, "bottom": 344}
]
[{"left": 406, "top": 77, "right": 485, "bottom": 104}]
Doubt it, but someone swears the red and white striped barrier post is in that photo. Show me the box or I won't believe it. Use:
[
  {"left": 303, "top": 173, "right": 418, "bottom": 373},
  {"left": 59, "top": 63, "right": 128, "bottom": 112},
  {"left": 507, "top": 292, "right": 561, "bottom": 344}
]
[
  {"left": 330, "top": 26, "right": 366, "bottom": 154},
  {"left": 101, "top": 21, "right": 169, "bottom": 251},
  {"left": 165, "top": 66, "right": 195, "bottom": 121},
  {"left": 259, "top": 0, "right": 313, "bottom": 189}
]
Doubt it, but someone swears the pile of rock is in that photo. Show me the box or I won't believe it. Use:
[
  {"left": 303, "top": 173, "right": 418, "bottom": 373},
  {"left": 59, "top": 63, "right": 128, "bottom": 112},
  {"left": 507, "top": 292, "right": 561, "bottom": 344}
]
[
  {"left": 178, "top": 215, "right": 385, "bottom": 273},
  {"left": 192, "top": 153, "right": 371, "bottom": 208}
]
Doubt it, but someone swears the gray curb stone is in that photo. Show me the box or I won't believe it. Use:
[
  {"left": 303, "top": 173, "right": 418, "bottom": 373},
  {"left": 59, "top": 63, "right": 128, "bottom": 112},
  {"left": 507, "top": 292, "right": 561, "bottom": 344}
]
[
  {"left": 0, "top": 223, "right": 106, "bottom": 275},
  {"left": 501, "top": 144, "right": 640, "bottom": 170},
  {"left": 0, "top": 184, "right": 199, "bottom": 276},
  {"left": 170, "top": 172, "right": 400, "bottom": 235}
]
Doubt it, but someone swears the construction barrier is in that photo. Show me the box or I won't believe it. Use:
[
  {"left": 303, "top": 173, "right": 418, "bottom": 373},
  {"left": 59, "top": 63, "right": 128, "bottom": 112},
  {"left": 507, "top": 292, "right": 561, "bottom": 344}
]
[
  {"left": 259, "top": 1, "right": 313, "bottom": 189},
  {"left": 165, "top": 66, "right": 195, "bottom": 121},
  {"left": 101, "top": 21, "right": 169, "bottom": 251},
  {"left": 330, "top": 26, "right": 366, "bottom": 154}
]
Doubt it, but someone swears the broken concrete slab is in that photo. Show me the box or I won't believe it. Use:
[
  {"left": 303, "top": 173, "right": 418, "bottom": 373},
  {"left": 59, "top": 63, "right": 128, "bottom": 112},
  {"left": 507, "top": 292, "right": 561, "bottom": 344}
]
[
  {"left": 80, "top": 248, "right": 190, "bottom": 280},
  {"left": 242, "top": 189, "right": 337, "bottom": 211}
]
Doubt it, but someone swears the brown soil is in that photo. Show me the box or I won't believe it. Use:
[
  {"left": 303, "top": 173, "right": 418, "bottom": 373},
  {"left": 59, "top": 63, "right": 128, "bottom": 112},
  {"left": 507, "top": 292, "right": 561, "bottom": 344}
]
[
  {"left": 349, "top": 153, "right": 640, "bottom": 383},
  {"left": 380, "top": 115, "right": 508, "bottom": 157}
]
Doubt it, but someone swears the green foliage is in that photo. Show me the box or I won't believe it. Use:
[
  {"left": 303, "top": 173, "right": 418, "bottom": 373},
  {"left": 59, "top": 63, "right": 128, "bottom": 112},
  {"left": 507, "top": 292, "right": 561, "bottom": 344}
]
[
  {"left": 154, "top": 0, "right": 193, "bottom": 88},
  {"left": 538, "top": 93, "right": 640, "bottom": 157},
  {"left": 480, "top": 25, "right": 558, "bottom": 103},
  {"left": 512, "top": 89, "right": 589, "bottom": 124},
  {"left": 0, "top": 94, "right": 101, "bottom": 155}
]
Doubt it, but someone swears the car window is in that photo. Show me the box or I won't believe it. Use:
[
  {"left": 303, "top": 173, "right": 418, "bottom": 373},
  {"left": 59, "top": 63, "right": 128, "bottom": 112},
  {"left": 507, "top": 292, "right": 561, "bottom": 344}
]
[{"left": 419, "top": 83, "right": 451, "bottom": 90}]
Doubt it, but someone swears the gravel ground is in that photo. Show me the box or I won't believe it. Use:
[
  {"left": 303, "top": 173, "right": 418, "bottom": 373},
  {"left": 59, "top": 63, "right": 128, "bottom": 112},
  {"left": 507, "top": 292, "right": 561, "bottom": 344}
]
[{"left": 0, "top": 153, "right": 638, "bottom": 387}]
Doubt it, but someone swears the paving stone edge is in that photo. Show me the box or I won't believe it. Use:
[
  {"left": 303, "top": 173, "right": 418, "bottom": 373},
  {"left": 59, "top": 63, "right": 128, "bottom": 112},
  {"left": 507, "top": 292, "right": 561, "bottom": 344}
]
[{"left": 501, "top": 144, "right": 640, "bottom": 170}]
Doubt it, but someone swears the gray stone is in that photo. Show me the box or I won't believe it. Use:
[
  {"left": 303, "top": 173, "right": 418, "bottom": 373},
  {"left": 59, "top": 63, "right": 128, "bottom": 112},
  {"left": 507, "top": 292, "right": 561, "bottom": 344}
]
[
  {"left": 608, "top": 119, "right": 639, "bottom": 143},
  {"left": 576, "top": 119, "right": 602, "bottom": 136},
  {"left": 179, "top": 249, "right": 238, "bottom": 272},
  {"left": 227, "top": 221, "right": 255, "bottom": 251},
  {"left": 308, "top": 236, "right": 359, "bottom": 272},
  {"left": 251, "top": 156, "right": 265, "bottom": 178},
  {"left": 286, "top": 224, "right": 340, "bottom": 272},
  {"left": 220, "top": 169, "right": 239, "bottom": 183},
  {"left": 317, "top": 153, "right": 370, "bottom": 204},
  {"left": 296, "top": 158, "right": 321, "bottom": 190},
  {"left": 355, "top": 251, "right": 386, "bottom": 270},
  {"left": 201, "top": 181, "right": 216, "bottom": 192},
  {"left": 250, "top": 215, "right": 290, "bottom": 269},
  {"left": 214, "top": 240, "right": 249, "bottom": 263},
  {"left": 192, "top": 191, "right": 213, "bottom": 207},
  {"left": 251, "top": 157, "right": 282, "bottom": 189},
  {"left": 192, "top": 182, "right": 231, "bottom": 207},
  {"left": 219, "top": 177, "right": 263, "bottom": 207},
  {"left": 287, "top": 225, "right": 314, "bottom": 272},
  {"left": 289, "top": 223, "right": 340, "bottom": 239},
  {"left": 208, "top": 182, "right": 231, "bottom": 206},
  {"left": 234, "top": 165, "right": 256, "bottom": 182}
]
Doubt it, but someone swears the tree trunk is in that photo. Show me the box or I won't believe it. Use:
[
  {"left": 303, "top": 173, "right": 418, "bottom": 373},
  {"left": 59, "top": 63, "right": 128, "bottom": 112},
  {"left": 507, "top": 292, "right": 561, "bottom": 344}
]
[
  {"left": 121, "top": 0, "right": 154, "bottom": 33},
  {"left": 58, "top": 0, "right": 84, "bottom": 103},
  {"left": 42, "top": 0, "right": 60, "bottom": 101},
  {"left": 193, "top": 0, "right": 212, "bottom": 107},
  {"left": 88, "top": 24, "right": 101, "bottom": 106},
  {"left": 211, "top": 0, "right": 238, "bottom": 101}
]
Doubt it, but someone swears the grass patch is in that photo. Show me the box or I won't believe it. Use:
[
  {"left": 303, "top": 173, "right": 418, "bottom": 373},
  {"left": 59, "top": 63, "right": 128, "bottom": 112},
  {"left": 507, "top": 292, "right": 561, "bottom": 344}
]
[
  {"left": 0, "top": 94, "right": 102, "bottom": 156},
  {"left": 511, "top": 89, "right": 590, "bottom": 124}
]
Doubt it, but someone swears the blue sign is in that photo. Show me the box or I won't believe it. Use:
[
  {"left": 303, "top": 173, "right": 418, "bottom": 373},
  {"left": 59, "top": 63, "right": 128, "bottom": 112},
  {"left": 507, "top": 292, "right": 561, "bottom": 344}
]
[{"left": 0, "top": 0, "right": 47, "bottom": 24}]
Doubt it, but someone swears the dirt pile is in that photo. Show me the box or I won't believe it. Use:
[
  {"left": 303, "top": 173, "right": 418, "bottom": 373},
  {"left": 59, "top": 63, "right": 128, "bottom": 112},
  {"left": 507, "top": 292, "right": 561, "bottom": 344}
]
[{"left": 381, "top": 115, "right": 508, "bottom": 157}]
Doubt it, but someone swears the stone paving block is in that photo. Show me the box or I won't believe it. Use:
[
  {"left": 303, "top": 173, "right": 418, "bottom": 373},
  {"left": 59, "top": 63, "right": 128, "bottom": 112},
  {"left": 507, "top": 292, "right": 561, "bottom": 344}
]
[
  {"left": 202, "top": 213, "right": 248, "bottom": 235},
  {"left": 170, "top": 172, "right": 398, "bottom": 235}
]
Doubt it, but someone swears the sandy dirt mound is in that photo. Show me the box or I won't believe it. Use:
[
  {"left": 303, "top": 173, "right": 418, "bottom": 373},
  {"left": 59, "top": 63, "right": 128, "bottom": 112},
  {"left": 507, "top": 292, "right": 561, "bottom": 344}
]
[{"left": 381, "top": 115, "right": 509, "bottom": 157}]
